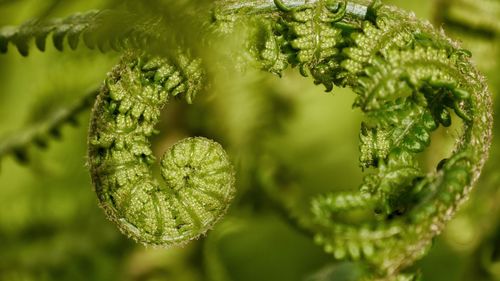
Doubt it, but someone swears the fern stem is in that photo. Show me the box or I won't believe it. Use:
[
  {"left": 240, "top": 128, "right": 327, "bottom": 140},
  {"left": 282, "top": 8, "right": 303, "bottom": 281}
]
[{"left": 217, "top": 0, "right": 371, "bottom": 18}]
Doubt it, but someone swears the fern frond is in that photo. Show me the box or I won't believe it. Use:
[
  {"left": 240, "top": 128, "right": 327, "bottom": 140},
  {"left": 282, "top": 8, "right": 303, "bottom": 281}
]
[
  {"left": 353, "top": 45, "right": 473, "bottom": 172},
  {"left": 87, "top": 52, "right": 235, "bottom": 247},
  {"left": 206, "top": 1, "right": 488, "bottom": 279},
  {"left": 215, "top": 3, "right": 492, "bottom": 278},
  {"left": 0, "top": 10, "right": 160, "bottom": 56},
  {"left": 0, "top": 89, "right": 97, "bottom": 165},
  {"left": 309, "top": 2, "right": 491, "bottom": 275}
]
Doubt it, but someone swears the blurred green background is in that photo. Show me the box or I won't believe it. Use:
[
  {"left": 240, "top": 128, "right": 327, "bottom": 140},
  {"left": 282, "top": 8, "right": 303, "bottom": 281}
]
[{"left": 0, "top": 0, "right": 498, "bottom": 280}]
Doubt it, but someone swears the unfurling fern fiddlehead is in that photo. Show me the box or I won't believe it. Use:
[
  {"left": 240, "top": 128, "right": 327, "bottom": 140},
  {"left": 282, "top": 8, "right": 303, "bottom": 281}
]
[
  {"left": 87, "top": 53, "right": 235, "bottom": 246},
  {"left": 217, "top": 0, "right": 492, "bottom": 279},
  {"left": 310, "top": 4, "right": 491, "bottom": 276}
]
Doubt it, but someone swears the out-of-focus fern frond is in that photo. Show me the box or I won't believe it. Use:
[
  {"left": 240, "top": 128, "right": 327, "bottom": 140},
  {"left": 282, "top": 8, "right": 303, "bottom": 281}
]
[
  {"left": 0, "top": 89, "right": 97, "bottom": 165},
  {"left": 0, "top": 10, "right": 164, "bottom": 56},
  {"left": 436, "top": 0, "right": 500, "bottom": 38}
]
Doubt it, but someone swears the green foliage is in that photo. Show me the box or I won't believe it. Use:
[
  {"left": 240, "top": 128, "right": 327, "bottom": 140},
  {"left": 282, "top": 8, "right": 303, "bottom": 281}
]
[
  {"left": 432, "top": 1, "right": 500, "bottom": 280},
  {"left": 0, "top": 89, "right": 97, "bottom": 164},
  {"left": 436, "top": 0, "right": 500, "bottom": 38},
  {"left": 0, "top": 5, "right": 202, "bottom": 57},
  {"left": 0, "top": 10, "right": 137, "bottom": 55},
  {"left": 225, "top": 1, "right": 491, "bottom": 279},
  {"left": 0, "top": 0, "right": 496, "bottom": 280}
]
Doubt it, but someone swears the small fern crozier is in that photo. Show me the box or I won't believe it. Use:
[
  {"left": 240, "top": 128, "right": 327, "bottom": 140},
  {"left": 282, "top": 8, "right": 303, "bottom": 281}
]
[{"left": 87, "top": 53, "right": 236, "bottom": 247}]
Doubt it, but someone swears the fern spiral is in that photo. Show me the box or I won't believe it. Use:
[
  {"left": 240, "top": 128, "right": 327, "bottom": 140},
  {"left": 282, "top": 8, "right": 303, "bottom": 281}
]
[
  {"left": 306, "top": 6, "right": 492, "bottom": 275},
  {"left": 217, "top": 0, "right": 492, "bottom": 278},
  {"left": 87, "top": 52, "right": 236, "bottom": 246}
]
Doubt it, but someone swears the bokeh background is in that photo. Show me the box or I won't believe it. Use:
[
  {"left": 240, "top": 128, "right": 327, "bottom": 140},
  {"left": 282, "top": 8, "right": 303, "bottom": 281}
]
[{"left": 0, "top": 0, "right": 498, "bottom": 280}]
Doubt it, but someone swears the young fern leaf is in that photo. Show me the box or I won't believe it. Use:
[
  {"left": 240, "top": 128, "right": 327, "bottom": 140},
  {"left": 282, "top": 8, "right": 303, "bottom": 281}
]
[
  {"left": 0, "top": 89, "right": 97, "bottom": 165},
  {"left": 87, "top": 52, "right": 236, "bottom": 246},
  {"left": 309, "top": 4, "right": 490, "bottom": 278},
  {"left": 218, "top": 0, "right": 492, "bottom": 278}
]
